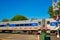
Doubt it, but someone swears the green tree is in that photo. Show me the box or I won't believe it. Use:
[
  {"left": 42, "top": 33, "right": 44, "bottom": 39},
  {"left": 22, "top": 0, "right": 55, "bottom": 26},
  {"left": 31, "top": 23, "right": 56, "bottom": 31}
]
[
  {"left": 2, "top": 18, "right": 9, "bottom": 22},
  {"left": 48, "top": 6, "right": 53, "bottom": 18},
  {"left": 48, "top": 2, "right": 60, "bottom": 18},
  {"left": 11, "top": 14, "right": 28, "bottom": 21},
  {"left": 58, "top": 2, "right": 60, "bottom": 6}
]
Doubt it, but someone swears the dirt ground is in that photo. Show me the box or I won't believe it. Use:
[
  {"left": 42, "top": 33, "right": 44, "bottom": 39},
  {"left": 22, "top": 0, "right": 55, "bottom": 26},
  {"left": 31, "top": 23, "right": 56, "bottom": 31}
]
[
  {"left": 0, "top": 33, "right": 39, "bottom": 40},
  {"left": 0, "top": 33, "right": 60, "bottom": 40}
]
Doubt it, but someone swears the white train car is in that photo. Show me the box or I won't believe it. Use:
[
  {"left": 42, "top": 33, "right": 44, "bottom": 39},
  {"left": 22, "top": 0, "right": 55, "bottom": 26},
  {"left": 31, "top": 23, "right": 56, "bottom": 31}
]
[
  {"left": 46, "top": 18, "right": 58, "bottom": 34},
  {"left": 46, "top": 18, "right": 57, "bottom": 30},
  {"left": 0, "top": 20, "right": 42, "bottom": 34},
  {"left": 0, "top": 18, "right": 59, "bottom": 34}
]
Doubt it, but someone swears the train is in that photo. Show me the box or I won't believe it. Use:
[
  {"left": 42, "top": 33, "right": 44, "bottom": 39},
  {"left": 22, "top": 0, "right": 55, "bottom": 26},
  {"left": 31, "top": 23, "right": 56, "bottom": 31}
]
[{"left": 0, "top": 18, "right": 60, "bottom": 34}]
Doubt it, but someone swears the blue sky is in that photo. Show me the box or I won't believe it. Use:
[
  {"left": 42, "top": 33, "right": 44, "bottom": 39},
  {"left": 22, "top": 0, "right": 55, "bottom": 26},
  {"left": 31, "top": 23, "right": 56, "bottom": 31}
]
[{"left": 0, "top": 0, "right": 52, "bottom": 21}]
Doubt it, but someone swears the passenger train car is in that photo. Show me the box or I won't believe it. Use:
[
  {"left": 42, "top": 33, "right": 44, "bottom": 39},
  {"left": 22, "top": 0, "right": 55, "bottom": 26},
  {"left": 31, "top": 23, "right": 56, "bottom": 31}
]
[
  {"left": 46, "top": 18, "right": 58, "bottom": 34},
  {"left": 0, "top": 18, "right": 59, "bottom": 34},
  {"left": 0, "top": 20, "right": 42, "bottom": 34}
]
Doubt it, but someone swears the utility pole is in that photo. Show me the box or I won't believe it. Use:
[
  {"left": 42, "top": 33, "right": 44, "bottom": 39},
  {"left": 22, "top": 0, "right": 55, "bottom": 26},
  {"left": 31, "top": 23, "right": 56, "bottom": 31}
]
[{"left": 52, "top": 0, "right": 60, "bottom": 38}]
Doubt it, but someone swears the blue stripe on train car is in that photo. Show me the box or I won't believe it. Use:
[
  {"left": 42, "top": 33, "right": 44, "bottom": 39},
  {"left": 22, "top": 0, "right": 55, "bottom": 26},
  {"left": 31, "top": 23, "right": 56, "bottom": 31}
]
[
  {"left": 0, "top": 24, "right": 6, "bottom": 27},
  {"left": 50, "top": 22, "right": 58, "bottom": 26},
  {"left": 30, "top": 23, "right": 38, "bottom": 26},
  {"left": 9, "top": 23, "right": 38, "bottom": 27},
  {"left": 9, "top": 24, "right": 16, "bottom": 27}
]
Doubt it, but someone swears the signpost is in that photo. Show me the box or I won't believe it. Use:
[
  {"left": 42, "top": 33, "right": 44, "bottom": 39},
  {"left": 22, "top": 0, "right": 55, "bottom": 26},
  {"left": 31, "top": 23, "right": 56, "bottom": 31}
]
[
  {"left": 56, "top": 19, "right": 60, "bottom": 38},
  {"left": 52, "top": 0, "right": 60, "bottom": 38}
]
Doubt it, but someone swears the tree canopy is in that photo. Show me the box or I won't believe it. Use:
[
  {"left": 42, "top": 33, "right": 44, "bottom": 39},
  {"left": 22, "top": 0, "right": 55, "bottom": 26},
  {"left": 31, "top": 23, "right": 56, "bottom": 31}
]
[
  {"left": 48, "top": 6, "right": 53, "bottom": 18},
  {"left": 2, "top": 18, "right": 9, "bottom": 22},
  {"left": 1, "top": 14, "right": 28, "bottom": 22},
  {"left": 58, "top": 2, "right": 60, "bottom": 6},
  {"left": 48, "top": 2, "right": 60, "bottom": 18},
  {"left": 11, "top": 14, "right": 28, "bottom": 21}
]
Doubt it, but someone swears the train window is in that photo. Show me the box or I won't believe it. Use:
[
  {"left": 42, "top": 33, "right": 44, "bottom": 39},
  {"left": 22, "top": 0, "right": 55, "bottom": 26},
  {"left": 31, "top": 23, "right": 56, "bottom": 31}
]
[
  {"left": 20, "top": 24, "right": 24, "bottom": 26},
  {"left": 50, "top": 22, "right": 58, "bottom": 26},
  {"left": 30, "top": 23, "right": 33, "bottom": 26},
  {"left": 0, "top": 25, "right": 6, "bottom": 27},
  {"left": 47, "top": 21, "right": 50, "bottom": 24},
  {"left": 38, "top": 22, "right": 41, "bottom": 25},
  {"left": 9, "top": 24, "right": 16, "bottom": 27},
  {"left": 30, "top": 23, "right": 38, "bottom": 26},
  {"left": 58, "top": 22, "right": 60, "bottom": 24},
  {"left": 16, "top": 24, "right": 20, "bottom": 26},
  {"left": 24, "top": 24, "right": 29, "bottom": 26},
  {"left": 7, "top": 23, "right": 9, "bottom": 26}
]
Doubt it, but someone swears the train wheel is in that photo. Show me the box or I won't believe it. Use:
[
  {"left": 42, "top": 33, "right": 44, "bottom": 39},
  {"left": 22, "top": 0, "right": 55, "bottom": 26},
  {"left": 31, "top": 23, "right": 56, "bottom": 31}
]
[
  {"left": 2, "top": 30, "right": 5, "bottom": 33},
  {"left": 29, "top": 30, "right": 32, "bottom": 34},
  {"left": 26, "top": 31, "right": 29, "bottom": 34},
  {"left": 9, "top": 30, "right": 12, "bottom": 33},
  {"left": 32, "top": 31, "right": 37, "bottom": 35},
  {"left": 12, "top": 30, "right": 17, "bottom": 34},
  {"left": 0, "top": 30, "right": 2, "bottom": 33},
  {"left": 34, "top": 32, "right": 37, "bottom": 35}
]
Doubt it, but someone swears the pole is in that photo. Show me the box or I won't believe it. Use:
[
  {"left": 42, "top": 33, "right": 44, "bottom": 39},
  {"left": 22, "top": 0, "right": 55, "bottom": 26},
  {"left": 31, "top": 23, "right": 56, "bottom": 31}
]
[
  {"left": 52, "top": 0, "right": 60, "bottom": 38},
  {"left": 57, "top": 29, "right": 59, "bottom": 38},
  {"left": 56, "top": 13, "right": 60, "bottom": 38},
  {"left": 57, "top": 20, "right": 60, "bottom": 38}
]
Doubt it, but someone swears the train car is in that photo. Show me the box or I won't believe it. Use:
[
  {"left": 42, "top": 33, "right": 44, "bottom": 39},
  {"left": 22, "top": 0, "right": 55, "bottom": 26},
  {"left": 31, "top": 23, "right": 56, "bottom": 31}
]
[
  {"left": 46, "top": 18, "right": 58, "bottom": 35},
  {"left": 0, "top": 19, "right": 42, "bottom": 34},
  {"left": 0, "top": 18, "right": 59, "bottom": 35},
  {"left": 46, "top": 18, "right": 57, "bottom": 30}
]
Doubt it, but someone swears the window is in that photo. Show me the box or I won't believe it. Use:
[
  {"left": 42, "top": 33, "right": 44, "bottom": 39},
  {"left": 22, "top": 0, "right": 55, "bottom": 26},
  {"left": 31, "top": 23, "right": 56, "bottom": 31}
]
[
  {"left": 47, "top": 21, "right": 50, "bottom": 24},
  {"left": 30, "top": 23, "right": 38, "bottom": 26},
  {"left": 58, "top": 22, "right": 60, "bottom": 24},
  {"left": 9, "top": 23, "right": 38, "bottom": 27},
  {"left": 0, "top": 25, "right": 6, "bottom": 27},
  {"left": 20, "top": 24, "right": 24, "bottom": 26},
  {"left": 7, "top": 23, "right": 9, "bottom": 26},
  {"left": 50, "top": 22, "right": 58, "bottom": 26},
  {"left": 24, "top": 24, "right": 30, "bottom": 26},
  {"left": 30, "top": 24, "right": 32, "bottom": 26},
  {"left": 9, "top": 24, "right": 16, "bottom": 27},
  {"left": 16, "top": 24, "right": 20, "bottom": 26},
  {"left": 38, "top": 22, "right": 41, "bottom": 25}
]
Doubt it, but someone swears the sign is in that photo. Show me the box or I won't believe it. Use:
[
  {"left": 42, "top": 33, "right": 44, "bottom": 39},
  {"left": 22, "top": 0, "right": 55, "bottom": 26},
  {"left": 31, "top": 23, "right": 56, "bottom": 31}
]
[
  {"left": 53, "top": 16, "right": 57, "bottom": 20},
  {"left": 50, "top": 22, "right": 58, "bottom": 26}
]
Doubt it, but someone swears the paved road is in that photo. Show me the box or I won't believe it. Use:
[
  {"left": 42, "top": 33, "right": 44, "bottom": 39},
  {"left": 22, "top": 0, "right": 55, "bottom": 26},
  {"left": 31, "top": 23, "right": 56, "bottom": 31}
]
[
  {"left": 0, "top": 33, "right": 60, "bottom": 40},
  {"left": 0, "top": 33, "right": 39, "bottom": 40}
]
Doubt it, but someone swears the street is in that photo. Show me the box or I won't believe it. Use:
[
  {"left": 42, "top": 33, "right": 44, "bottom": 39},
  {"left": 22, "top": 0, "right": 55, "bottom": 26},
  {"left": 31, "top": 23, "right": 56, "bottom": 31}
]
[
  {"left": 0, "top": 33, "right": 39, "bottom": 40},
  {"left": 0, "top": 33, "right": 60, "bottom": 40}
]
